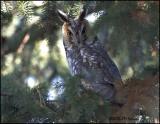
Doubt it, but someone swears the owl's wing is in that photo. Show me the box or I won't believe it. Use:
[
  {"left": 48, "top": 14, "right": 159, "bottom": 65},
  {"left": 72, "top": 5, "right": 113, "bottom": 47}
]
[
  {"left": 93, "top": 42, "right": 122, "bottom": 81},
  {"left": 80, "top": 41, "right": 122, "bottom": 84}
]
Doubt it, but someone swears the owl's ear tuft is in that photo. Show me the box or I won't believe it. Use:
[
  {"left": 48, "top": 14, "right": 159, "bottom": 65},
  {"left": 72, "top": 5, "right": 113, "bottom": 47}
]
[
  {"left": 57, "top": 9, "right": 69, "bottom": 22},
  {"left": 78, "top": 6, "right": 87, "bottom": 21}
]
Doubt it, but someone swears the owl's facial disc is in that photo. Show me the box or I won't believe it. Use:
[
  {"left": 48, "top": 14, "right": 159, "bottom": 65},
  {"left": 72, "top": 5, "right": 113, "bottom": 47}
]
[
  {"left": 67, "top": 19, "right": 86, "bottom": 44},
  {"left": 57, "top": 8, "right": 88, "bottom": 46}
]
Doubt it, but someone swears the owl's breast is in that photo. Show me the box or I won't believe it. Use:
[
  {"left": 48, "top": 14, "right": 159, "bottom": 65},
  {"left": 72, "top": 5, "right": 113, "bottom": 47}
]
[
  {"left": 65, "top": 47, "right": 84, "bottom": 76},
  {"left": 65, "top": 47, "right": 104, "bottom": 82}
]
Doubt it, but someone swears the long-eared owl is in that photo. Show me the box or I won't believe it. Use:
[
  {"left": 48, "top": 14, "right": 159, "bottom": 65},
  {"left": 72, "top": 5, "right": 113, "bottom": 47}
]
[{"left": 57, "top": 8, "right": 122, "bottom": 102}]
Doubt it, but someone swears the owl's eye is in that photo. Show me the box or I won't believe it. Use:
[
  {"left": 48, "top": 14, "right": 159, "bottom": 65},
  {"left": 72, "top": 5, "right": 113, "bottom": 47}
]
[{"left": 68, "top": 31, "right": 72, "bottom": 36}]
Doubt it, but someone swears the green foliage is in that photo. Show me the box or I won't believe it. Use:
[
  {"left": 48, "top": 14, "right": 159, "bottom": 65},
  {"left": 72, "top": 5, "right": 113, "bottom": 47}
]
[
  {"left": 63, "top": 2, "right": 83, "bottom": 18},
  {"left": 1, "top": 71, "right": 54, "bottom": 123},
  {"left": 15, "top": 1, "right": 34, "bottom": 23},
  {"left": 62, "top": 76, "right": 111, "bottom": 123},
  {"left": 1, "top": 11, "right": 13, "bottom": 26},
  {"left": 93, "top": 1, "right": 159, "bottom": 78}
]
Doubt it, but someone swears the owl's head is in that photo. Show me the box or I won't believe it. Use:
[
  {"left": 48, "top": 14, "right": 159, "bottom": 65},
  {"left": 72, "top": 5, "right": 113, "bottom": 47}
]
[{"left": 57, "top": 8, "right": 89, "bottom": 47}]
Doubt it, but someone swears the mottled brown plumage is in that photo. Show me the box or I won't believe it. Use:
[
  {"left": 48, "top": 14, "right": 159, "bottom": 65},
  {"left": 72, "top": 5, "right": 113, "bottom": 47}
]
[{"left": 57, "top": 8, "right": 123, "bottom": 102}]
